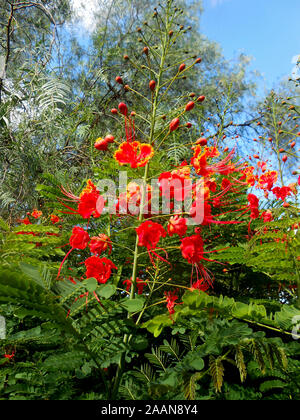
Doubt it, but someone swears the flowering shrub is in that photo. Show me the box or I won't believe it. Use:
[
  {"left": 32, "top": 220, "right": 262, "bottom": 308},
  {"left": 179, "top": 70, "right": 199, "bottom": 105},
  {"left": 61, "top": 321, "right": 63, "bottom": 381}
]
[{"left": 0, "top": 0, "right": 299, "bottom": 401}]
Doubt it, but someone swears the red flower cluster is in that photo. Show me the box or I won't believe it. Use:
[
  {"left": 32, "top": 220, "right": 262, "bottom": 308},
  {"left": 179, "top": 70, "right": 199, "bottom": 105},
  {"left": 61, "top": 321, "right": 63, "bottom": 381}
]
[
  {"left": 164, "top": 290, "right": 179, "bottom": 317},
  {"left": 116, "top": 182, "right": 152, "bottom": 216},
  {"left": 70, "top": 227, "right": 90, "bottom": 249},
  {"left": 248, "top": 194, "right": 260, "bottom": 220},
  {"left": 50, "top": 214, "right": 60, "bottom": 224},
  {"left": 167, "top": 215, "right": 187, "bottom": 237},
  {"left": 272, "top": 186, "right": 292, "bottom": 201},
  {"left": 4, "top": 351, "right": 15, "bottom": 361},
  {"left": 31, "top": 209, "right": 43, "bottom": 219},
  {"left": 61, "top": 180, "right": 105, "bottom": 220},
  {"left": 114, "top": 141, "right": 154, "bottom": 168},
  {"left": 89, "top": 234, "right": 112, "bottom": 256},
  {"left": 85, "top": 256, "right": 117, "bottom": 284},
  {"left": 159, "top": 162, "right": 192, "bottom": 202},
  {"left": 112, "top": 104, "right": 155, "bottom": 168},
  {"left": 136, "top": 221, "right": 168, "bottom": 267}
]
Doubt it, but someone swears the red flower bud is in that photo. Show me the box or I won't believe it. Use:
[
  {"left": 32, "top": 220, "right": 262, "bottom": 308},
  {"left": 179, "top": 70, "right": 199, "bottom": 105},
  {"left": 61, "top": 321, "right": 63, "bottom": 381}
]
[
  {"left": 282, "top": 155, "right": 288, "bottom": 162},
  {"left": 118, "top": 102, "right": 128, "bottom": 116},
  {"left": 170, "top": 118, "right": 180, "bottom": 132},
  {"left": 104, "top": 135, "right": 115, "bottom": 144},
  {"left": 123, "top": 55, "right": 129, "bottom": 60},
  {"left": 95, "top": 138, "right": 110, "bottom": 151},
  {"left": 149, "top": 80, "right": 156, "bottom": 91},
  {"left": 196, "top": 137, "right": 207, "bottom": 146},
  {"left": 195, "top": 57, "right": 202, "bottom": 63},
  {"left": 186, "top": 122, "right": 192, "bottom": 128},
  {"left": 179, "top": 63, "right": 186, "bottom": 73},
  {"left": 111, "top": 108, "right": 118, "bottom": 115},
  {"left": 143, "top": 47, "right": 149, "bottom": 55},
  {"left": 115, "top": 76, "right": 123, "bottom": 84},
  {"left": 185, "top": 101, "right": 195, "bottom": 112},
  {"left": 290, "top": 141, "right": 296, "bottom": 148},
  {"left": 197, "top": 95, "right": 205, "bottom": 103}
]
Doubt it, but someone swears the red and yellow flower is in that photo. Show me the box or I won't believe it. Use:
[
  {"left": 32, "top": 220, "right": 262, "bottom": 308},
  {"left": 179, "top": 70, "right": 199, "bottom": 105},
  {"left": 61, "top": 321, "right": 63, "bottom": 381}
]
[
  {"left": 31, "top": 209, "right": 42, "bottom": 219},
  {"left": 61, "top": 180, "right": 105, "bottom": 220},
  {"left": 114, "top": 141, "right": 154, "bottom": 168},
  {"left": 89, "top": 234, "right": 112, "bottom": 256}
]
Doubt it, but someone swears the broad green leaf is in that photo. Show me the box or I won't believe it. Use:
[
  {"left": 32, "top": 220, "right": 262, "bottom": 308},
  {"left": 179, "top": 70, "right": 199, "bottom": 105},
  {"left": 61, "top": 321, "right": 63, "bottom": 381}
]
[
  {"left": 122, "top": 297, "right": 145, "bottom": 313},
  {"left": 98, "top": 284, "right": 117, "bottom": 299}
]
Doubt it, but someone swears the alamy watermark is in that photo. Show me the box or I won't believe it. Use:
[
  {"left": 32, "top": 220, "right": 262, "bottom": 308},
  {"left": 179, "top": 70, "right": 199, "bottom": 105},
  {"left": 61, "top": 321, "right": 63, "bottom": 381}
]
[{"left": 95, "top": 171, "right": 204, "bottom": 225}]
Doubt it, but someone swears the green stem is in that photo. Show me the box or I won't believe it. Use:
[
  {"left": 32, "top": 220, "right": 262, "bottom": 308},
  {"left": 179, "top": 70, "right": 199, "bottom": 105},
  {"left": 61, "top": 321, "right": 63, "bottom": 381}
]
[{"left": 111, "top": 6, "right": 172, "bottom": 399}]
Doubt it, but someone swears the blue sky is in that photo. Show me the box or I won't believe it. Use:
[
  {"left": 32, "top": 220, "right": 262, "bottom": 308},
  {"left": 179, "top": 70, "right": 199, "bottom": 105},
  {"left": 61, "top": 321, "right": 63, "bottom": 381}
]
[{"left": 201, "top": 0, "right": 300, "bottom": 91}]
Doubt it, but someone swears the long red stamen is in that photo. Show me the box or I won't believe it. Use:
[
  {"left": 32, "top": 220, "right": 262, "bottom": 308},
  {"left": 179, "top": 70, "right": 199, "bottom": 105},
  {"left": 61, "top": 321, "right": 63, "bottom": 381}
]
[{"left": 57, "top": 247, "right": 74, "bottom": 279}]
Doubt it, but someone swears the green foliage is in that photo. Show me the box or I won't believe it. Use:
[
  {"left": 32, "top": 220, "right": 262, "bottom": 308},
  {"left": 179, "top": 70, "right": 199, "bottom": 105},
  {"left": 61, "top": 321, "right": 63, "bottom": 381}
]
[{"left": 0, "top": 0, "right": 299, "bottom": 402}]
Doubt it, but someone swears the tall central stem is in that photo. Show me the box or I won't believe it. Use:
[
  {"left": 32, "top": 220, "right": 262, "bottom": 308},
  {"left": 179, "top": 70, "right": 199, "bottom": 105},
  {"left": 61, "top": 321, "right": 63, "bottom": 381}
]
[
  {"left": 111, "top": 6, "right": 172, "bottom": 399},
  {"left": 130, "top": 14, "right": 170, "bottom": 296}
]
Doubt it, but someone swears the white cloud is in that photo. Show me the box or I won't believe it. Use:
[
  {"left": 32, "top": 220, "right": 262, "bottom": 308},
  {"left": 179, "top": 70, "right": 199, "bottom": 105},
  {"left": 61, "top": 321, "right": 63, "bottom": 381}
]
[{"left": 70, "top": 0, "right": 113, "bottom": 32}]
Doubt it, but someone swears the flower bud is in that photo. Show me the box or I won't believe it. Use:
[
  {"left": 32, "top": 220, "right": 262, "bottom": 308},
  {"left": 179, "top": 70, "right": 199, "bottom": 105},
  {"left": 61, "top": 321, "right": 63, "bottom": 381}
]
[
  {"left": 282, "top": 155, "right": 288, "bottom": 162},
  {"left": 197, "top": 95, "right": 205, "bottom": 103},
  {"left": 170, "top": 117, "right": 180, "bottom": 132},
  {"left": 104, "top": 135, "right": 115, "bottom": 144},
  {"left": 179, "top": 63, "right": 186, "bottom": 73},
  {"left": 195, "top": 57, "right": 202, "bottom": 63},
  {"left": 111, "top": 108, "right": 118, "bottom": 115},
  {"left": 149, "top": 80, "right": 156, "bottom": 91},
  {"left": 118, "top": 102, "right": 128, "bottom": 116},
  {"left": 95, "top": 138, "right": 109, "bottom": 151},
  {"left": 115, "top": 76, "right": 123, "bottom": 84},
  {"left": 196, "top": 137, "right": 207, "bottom": 146},
  {"left": 185, "top": 101, "right": 195, "bottom": 112},
  {"left": 143, "top": 47, "right": 149, "bottom": 55}
]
